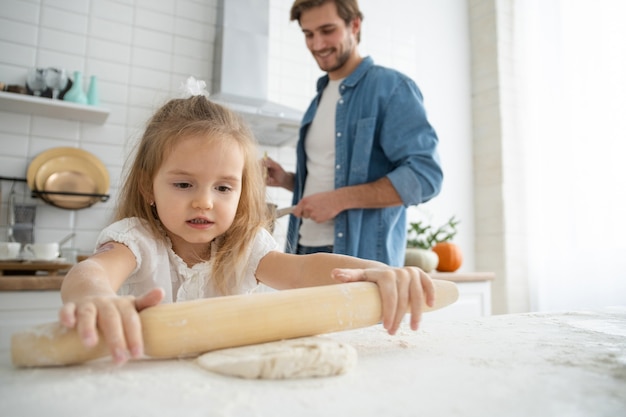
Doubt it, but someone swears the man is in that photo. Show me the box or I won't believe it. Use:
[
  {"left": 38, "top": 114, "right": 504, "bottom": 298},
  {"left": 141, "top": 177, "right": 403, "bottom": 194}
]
[{"left": 264, "top": 0, "right": 442, "bottom": 266}]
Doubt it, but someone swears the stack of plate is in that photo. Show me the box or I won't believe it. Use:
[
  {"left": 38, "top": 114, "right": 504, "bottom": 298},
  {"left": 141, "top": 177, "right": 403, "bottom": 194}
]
[{"left": 26, "top": 147, "right": 110, "bottom": 210}]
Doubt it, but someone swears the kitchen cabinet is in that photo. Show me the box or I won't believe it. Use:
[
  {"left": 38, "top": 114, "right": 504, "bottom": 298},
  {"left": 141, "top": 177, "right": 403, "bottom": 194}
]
[
  {"left": 0, "top": 91, "right": 109, "bottom": 124},
  {"left": 426, "top": 272, "right": 493, "bottom": 321}
]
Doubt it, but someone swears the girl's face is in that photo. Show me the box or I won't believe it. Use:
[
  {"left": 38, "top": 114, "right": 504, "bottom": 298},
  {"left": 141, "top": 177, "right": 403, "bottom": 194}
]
[{"left": 152, "top": 134, "right": 244, "bottom": 260}]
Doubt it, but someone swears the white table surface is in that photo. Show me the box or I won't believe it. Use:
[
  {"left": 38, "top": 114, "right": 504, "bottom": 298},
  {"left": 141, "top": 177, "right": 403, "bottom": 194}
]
[{"left": 1, "top": 307, "right": 625, "bottom": 417}]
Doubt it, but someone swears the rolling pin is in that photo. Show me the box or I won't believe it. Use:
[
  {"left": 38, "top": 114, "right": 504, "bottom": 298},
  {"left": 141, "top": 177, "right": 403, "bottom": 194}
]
[{"left": 11, "top": 280, "right": 458, "bottom": 367}]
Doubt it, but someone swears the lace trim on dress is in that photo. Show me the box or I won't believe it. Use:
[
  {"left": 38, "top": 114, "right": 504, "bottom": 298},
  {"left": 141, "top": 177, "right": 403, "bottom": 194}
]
[{"left": 163, "top": 234, "right": 214, "bottom": 302}]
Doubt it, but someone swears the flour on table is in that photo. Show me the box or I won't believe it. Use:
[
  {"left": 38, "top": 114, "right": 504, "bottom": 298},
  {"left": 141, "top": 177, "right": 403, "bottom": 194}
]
[{"left": 196, "top": 337, "right": 357, "bottom": 379}]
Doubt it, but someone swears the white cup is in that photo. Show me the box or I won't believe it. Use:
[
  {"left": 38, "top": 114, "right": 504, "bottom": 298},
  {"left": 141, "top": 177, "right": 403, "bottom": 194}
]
[
  {"left": 24, "top": 242, "right": 60, "bottom": 261},
  {"left": 0, "top": 242, "right": 21, "bottom": 260},
  {"left": 60, "top": 247, "right": 78, "bottom": 264}
]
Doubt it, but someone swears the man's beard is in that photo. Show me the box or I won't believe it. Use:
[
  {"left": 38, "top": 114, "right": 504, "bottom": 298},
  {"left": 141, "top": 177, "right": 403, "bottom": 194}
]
[{"left": 316, "top": 38, "right": 353, "bottom": 73}]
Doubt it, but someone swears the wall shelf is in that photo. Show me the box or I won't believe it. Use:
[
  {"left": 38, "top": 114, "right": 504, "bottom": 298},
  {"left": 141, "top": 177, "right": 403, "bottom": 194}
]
[{"left": 0, "top": 91, "right": 109, "bottom": 124}]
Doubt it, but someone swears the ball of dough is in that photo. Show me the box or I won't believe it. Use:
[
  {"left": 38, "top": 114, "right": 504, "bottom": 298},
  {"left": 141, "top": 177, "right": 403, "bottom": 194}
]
[{"left": 196, "top": 337, "right": 357, "bottom": 379}]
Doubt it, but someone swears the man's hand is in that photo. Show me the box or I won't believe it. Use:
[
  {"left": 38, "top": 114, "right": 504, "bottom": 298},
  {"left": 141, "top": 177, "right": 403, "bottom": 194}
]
[
  {"left": 262, "top": 156, "right": 294, "bottom": 191},
  {"left": 293, "top": 191, "right": 342, "bottom": 223}
]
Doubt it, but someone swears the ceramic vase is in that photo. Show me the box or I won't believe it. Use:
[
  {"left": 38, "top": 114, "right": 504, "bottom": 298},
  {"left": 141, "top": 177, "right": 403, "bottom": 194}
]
[
  {"left": 63, "top": 70, "right": 88, "bottom": 105},
  {"left": 87, "top": 75, "right": 100, "bottom": 106}
]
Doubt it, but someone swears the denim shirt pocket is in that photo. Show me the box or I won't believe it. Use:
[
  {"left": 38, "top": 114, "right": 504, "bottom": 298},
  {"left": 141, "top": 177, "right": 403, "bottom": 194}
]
[{"left": 349, "top": 117, "right": 376, "bottom": 184}]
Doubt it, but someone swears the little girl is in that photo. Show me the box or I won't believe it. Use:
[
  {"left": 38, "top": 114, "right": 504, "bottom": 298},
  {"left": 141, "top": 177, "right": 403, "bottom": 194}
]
[{"left": 59, "top": 84, "right": 435, "bottom": 365}]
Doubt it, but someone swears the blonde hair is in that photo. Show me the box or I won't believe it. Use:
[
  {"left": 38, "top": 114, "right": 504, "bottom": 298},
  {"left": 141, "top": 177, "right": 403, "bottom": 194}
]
[{"left": 116, "top": 95, "right": 271, "bottom": 295}]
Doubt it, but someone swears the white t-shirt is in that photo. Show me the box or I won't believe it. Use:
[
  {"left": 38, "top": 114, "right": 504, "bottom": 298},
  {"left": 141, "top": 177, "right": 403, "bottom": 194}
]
[
  {"left": 95, "top": 217, "right": 278, "bottom": 302},
  {"left": 299, "top": 78, "right": 343, "bottom": 246}
]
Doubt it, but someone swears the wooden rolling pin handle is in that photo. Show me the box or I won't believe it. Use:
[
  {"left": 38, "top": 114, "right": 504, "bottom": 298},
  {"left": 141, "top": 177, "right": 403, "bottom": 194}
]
[{"left": 11, "top": 279, "right": 458, "bottom": 367}]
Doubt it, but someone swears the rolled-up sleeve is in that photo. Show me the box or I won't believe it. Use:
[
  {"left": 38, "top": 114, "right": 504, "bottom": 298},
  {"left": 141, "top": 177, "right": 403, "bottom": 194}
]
[{"left": 382, "top": 78, "right": 443, "bottom": 206}]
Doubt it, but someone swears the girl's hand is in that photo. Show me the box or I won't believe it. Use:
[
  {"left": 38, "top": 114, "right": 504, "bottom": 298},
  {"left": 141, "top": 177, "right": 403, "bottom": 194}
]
[
  {"left": 331, "top": 267, "right": 435, "bottom": 335},
  {"left": 58, "top": 288, "right": 164, "bottom": 364}
]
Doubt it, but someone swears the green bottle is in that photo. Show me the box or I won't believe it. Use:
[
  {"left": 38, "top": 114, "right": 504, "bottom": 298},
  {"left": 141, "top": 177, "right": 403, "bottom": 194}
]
[
  {"left": 87, "top": 75, "right": 100, "bottom": 106},
  {"left": 63, "top": 70, "right": 88, "bottom": 105}
]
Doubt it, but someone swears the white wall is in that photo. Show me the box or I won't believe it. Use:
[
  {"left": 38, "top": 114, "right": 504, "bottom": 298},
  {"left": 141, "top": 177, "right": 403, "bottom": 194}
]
[
  {"left": 516, "top": 0, "right": 626, "bottom": 311},
  {"left": 1, "top": 0, "right": 475, "bottom": 271},
  {"left": 362, "top": 0, "right": 474, "bottom": 272}
]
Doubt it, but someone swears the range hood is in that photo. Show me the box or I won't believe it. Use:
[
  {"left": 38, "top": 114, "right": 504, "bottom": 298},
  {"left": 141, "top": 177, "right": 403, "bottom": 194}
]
[{"left": 211, "top": 0, "right": 302, "bottom": 146}]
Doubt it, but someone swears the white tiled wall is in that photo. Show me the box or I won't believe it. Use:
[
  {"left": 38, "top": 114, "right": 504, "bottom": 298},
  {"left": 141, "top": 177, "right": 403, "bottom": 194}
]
[
  {"left": 0, "top": 0, "right": 474, "bottom": 268},
  {"left": 0, "top": 0, "right": 311, "bottom": 253},
  {"left": 0, "top": 0, "right": 219, "bottom": 254}
]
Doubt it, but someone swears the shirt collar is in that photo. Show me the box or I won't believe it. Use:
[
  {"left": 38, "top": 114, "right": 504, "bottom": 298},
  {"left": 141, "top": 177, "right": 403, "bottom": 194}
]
[{"left": 316, "top": 56, "right": 374, "bottom": 92}]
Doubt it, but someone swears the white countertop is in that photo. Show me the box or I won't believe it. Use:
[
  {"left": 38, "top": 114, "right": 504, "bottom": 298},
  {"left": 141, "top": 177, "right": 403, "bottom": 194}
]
[{"left": 1, "top": 307, "right": 625, "bottom": 417}]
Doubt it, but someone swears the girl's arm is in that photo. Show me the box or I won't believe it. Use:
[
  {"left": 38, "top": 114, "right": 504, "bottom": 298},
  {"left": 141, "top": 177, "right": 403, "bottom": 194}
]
[
  {"left": 256, "top": 252, "right": 435, "bottom": 335},
  {"left": 61, "top": 242, "right": 135, "bottom": 301},
  {"left": 59, "top": 242, "right": 164, "bottom": 364}
]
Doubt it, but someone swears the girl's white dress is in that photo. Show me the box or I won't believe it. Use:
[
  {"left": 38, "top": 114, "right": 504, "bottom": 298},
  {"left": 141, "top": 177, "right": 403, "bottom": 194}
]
[{"left": 95, "top": 217, "right": 278, "bottom": 302}]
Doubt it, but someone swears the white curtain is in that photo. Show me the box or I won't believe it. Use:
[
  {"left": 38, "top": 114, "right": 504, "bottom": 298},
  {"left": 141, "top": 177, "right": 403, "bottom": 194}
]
[{"left": 516, "top": 0, "right": 626, "bottom": 310}]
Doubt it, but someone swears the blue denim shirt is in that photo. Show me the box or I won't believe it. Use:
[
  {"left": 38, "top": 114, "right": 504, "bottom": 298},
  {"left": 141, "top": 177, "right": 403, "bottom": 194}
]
[{"left": 286, "top": 57, "right": 443, "bottom": 266}]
